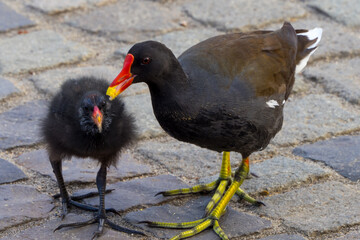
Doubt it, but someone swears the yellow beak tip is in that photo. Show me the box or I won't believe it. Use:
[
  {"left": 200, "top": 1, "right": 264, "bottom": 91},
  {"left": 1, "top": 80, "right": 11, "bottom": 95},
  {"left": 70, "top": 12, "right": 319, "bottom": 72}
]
[{"left": 106, "top": 87, "right": 117, "bottom": 101}]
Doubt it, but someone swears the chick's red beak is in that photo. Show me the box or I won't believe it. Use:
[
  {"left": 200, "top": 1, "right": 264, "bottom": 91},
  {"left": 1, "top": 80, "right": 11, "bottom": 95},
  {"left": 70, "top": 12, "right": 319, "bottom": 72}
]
[
  {"left": 92, "top": 106, "right": 103, "bottom": 132},
  {"left": 107, "top": 54, "right": 135, "bottom": 100}
]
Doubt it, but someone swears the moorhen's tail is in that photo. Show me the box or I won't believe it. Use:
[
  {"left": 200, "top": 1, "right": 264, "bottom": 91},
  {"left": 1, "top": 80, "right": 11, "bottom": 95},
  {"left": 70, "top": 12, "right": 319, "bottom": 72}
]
[{"left": 295, "top": 27, "right": 323, "bottom": 74}]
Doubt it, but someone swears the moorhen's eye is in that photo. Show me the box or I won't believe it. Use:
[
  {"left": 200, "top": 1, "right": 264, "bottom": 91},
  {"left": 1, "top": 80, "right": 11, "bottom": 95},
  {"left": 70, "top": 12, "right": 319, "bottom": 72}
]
[{"left": 141, "top": 57, "right": 152, "bottom": 65}]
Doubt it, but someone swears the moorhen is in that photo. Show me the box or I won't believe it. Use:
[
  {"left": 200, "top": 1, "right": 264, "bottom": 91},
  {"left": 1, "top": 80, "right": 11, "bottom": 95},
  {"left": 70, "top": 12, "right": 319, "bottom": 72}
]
[
  {"left": 42, "top": 77, "right": 143, "bottom": 238},
  {"left": 106, "top": 22, "right": 322, "bottom": 239}
]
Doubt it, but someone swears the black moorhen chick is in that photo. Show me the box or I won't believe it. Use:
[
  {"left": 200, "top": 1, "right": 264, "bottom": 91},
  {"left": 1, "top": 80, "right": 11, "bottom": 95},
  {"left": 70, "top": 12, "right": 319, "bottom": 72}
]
[
  {"left": 42, "top": 77, "right": 143, "bottom": 238},
  {"left": 107, "top": 22, "right": 322, "bottom": 240}
]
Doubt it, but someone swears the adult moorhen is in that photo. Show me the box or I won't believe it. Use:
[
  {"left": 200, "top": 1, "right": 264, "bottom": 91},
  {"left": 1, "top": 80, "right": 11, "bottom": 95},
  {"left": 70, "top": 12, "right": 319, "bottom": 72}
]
[
  {"left": 42, "top": 77, "right": 143, "bottom": 238},
  {"left": 107, "top": 22, "right": 322, "bottom": 240}
]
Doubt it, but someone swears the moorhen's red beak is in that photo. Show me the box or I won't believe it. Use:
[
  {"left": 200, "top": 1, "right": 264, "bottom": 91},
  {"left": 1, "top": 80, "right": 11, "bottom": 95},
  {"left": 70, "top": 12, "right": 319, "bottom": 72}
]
[
  {"left": 107, "top": 54, "right": 135, "bottom": 100},
  {"left": 92, "top": 105, "right": 103, "bottom": 132}
]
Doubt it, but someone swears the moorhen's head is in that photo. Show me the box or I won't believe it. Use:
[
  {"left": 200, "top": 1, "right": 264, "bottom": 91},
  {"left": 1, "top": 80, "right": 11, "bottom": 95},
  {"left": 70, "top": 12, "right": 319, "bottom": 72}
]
[
  {"left": 107, "top": 41, "right": 176, "bottom": 100},
  {"left": 78, "top": 91, "right": 112, "bottom": 135}
]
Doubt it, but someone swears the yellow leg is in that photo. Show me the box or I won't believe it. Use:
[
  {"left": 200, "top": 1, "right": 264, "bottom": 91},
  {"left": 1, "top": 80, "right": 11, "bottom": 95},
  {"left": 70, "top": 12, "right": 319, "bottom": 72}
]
[
  {"left": 146, "top": 155, "right": 251, "bottom": 240},
  {"left": 204, "top": 152, "right": 232, "bottom": 215}
]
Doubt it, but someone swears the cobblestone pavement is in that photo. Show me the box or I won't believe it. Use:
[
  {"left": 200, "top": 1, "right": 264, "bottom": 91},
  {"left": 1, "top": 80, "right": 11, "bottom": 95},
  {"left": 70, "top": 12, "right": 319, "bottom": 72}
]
[{"left": 0, "top": 0, "right": 359, "bottom": 239}]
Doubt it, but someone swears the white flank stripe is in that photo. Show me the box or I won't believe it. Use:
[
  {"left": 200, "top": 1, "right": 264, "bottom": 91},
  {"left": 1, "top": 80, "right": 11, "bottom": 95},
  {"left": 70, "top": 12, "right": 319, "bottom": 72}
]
[{"left": 266, "top": 100, "right": 279, "bottom": 108}]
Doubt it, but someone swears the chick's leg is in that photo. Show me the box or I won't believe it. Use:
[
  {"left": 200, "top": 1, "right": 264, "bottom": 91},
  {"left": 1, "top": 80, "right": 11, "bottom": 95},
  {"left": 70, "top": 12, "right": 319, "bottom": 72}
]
[
  {"left": 55, "top": 164, "right": 144, "bottom": 238},
  {"left": 50, "top": 160, "right": 117, "bottom": 217},
  {"left": 145, "top": 156, "right": 252, "bottom": 240}
]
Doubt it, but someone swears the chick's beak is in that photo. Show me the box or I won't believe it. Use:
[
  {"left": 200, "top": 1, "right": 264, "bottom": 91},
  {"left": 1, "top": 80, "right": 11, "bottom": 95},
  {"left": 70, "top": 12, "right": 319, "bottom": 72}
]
[
  {"left": 107, "top": 54, "right": 136, "bottom": 101},
  {"left": 92, "top": 106, "right": 103, "bottom": 132}
]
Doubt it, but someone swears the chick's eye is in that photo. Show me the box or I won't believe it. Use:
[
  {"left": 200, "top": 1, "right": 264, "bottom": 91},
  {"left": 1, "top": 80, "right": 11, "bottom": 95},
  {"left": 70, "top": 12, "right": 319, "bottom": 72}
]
[
  {"left": 100, "top": 100, "right": 106, "bottom": 108},
  {"left": 141, "top": 57, "right": 151, "bottom": 65}
]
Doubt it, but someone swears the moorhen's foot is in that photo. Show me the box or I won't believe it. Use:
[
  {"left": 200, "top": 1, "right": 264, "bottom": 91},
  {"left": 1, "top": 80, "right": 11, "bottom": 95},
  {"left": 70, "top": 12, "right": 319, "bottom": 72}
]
[
  {"left": 156, "top": 153, "right": 262, "bottom": 214},
  {"left": 54, "top": 214, "right": 145, "bottom": 239},
  {"left": 143, "top": 156, "right": 252, "bottom": 239}
]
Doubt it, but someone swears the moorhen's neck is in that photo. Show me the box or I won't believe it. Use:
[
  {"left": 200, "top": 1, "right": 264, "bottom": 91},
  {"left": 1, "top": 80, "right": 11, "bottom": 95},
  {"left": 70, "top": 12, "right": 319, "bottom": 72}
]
[{"left": 147, "top": 58, "right": 190, "bottom": 100}]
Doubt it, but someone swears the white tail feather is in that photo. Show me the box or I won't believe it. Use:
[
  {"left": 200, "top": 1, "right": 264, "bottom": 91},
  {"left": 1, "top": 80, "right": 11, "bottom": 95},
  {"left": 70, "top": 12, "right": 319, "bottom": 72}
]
[{"left": 295, "top": 27, "right": 323, "bottom": 74}]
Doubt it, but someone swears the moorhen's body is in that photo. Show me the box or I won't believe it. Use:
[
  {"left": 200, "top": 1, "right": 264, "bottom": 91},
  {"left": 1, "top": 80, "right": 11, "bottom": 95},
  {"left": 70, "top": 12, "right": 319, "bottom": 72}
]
[
  {"left": 107, "top": 22, "right": 322, "bottom": 239},
  {"left": 42, "top": 77, "right": 143, "bottom": 238}
]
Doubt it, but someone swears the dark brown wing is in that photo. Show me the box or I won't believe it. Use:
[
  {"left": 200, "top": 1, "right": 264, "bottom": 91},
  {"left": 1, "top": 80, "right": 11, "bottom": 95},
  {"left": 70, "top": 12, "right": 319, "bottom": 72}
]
[{"left": 179, "top": 22, "right": 297, "bottom": 101}]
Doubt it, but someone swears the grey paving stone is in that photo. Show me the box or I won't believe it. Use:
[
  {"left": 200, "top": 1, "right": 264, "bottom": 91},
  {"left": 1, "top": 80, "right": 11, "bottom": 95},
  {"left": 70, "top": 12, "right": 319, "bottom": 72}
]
[
  {"left": 257, "top": 181, "right": 360, "bottom": 235},
  {"left": 77, "top": 175, "right": 189, "bottom": 211},
  {"left": 125, "top": 196, "right": 271, "bottom": 239},
  {"left": 268, "top": 17, "right": 360, "bottom": 61},
  {"left": 27, "top": 0, "right": 113, "bottom": 15},
  {"left": 0, "top": 100, "right": 48, "bottom": 150},
  {"left": 67, "top": 0, "right": 183, "bottom": 43},
  {"left": 308, "top": 0, "right": 360, "bottom": 28},
  {"left": 0, "top": 184, "right": 53, "bottom": 231},
  {"left": 0, "top": 158, "right": 27, "bottom": 184},
  {"left": 136, "top": 138, "right": 243, "bottom": 180},
  {"left": 0, "top": 30, "right": 93, "bottom": 74},
  {"left": 0, "top": 77, "right": 19, "bottom": 100},
  {"left": 0, "top": 2, "right": 35, "bottom": 32},
  {"left": 183, "top": 0, "right": 306, "bottom": 31},
  {"left": 272, "top": 94, "right": 360, "bottom": 146},
  {"left": 123, "top": 93, "right": 165, "bottom": 139},
  {"left": 16, "top": 149, "right": 152, "bottom": 183},
  {"left": 29, "top": 65, "right": 148, "bottom": 97},
  {"left": 258, "top": 234, "right": 306, "bottom": 240},
  {"left": 335, "top": 231, "right": 360, "bottom": 240},
  {"left": 293, "top": 135, "right": 360, "bottom": 181},
  {"left": 0, "top": 213, "right": 138, "bottom": 240},
  {"left": 115, "top": 28, "right": 223, "bottom": 58},
  {"left": 303, "top": 58, "right": 360, "bottom": 104},
  {"left": 242, "top": 157, "right": 330, "bottom": 194}
]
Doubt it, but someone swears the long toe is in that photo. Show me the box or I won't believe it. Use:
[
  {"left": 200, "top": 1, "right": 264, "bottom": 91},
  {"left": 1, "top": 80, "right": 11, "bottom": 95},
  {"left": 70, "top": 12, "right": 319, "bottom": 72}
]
[
  {"left": 54, "top": 218, "right": 97, "bottom": 232},
  {"left": 106, "top": 219, "right": 145, "bottom": 236},
  {"left": 68, "top": 199, "right": 118, "bottom": 215},
  {"left": 71, "top": 189, "right": 115, "bottom": 201}
]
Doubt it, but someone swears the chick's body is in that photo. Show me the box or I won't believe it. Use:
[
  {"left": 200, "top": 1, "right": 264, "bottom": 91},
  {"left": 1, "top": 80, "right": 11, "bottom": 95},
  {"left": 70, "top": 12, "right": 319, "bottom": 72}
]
[
  {"left": 42, "top": 77, "right": 142, "bottom": 237},
  {"left": 43, "top": 77, "right": 134, "bottom": 164}
]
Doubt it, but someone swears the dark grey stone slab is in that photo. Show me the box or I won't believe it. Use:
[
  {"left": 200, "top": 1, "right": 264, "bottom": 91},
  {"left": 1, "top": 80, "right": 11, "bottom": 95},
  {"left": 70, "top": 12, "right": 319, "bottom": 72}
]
[
  {"left": 272, "top": 94, "right": 360, "bottom": 146},
  {"left": 335, "top": 231, "right": 360, "bottom": 240},
  {"left": 136, "top": 138, "right": 243, "bottom": 180},
  {"left": 67, "top": 0, "right": 183, "bottom": 43},
  {"left": 257, "top": 181, "right": 360, "bottom": 234},
  {"left": 0, "top": 100, "right": 48, "bottom": 150},
  {"left": 27, "top": 0, "right": 113, "bottom": 15},
  {"left": 115, "top": 28, "right": 223, "bottom": 58},
  {"left": 0, "top": 158, "right": 27, "bottom": 184},
  {"left": 0, "top": 30, "right": 93, "bottom": 74},
  {"left": 125, "top": 196, "right": 271, "bottom": 239},
  {"left": 268, "top": 17, "right": 360, "bottom": 61},
  {"left": 183, "top": 0, "right": 306, "bottom": 31},
  {"left": 77, "top": 175, "right": 189, "bottom": 211},
  {"left": 123, "top": 94, "right": 165, "bottom": 139},
  {"left": 308, "top": 0, "right": 360, "bottom": 28},
  {"left": 0, "top": 213, "right": 138, "bottom": 240},
  {"left": 0, "top": 184, "right": 53, "bottom": 231},
  {"left": 0, "top": 2, "right": 35, "bottom": 32},
  {"left": 0, "top": 77, "right": 19, "bottom": 100},
  {"left": 29, "top": 65, "right": 148, "bottom": 97},
  {"left": 304, "top": 58, "right": 360, "bottom": 104},
  {"left": 16, "top": 149, "right": 152, "bottom": 183},
  {"left": 242, "top": 157, "right": 330, "bottom": 194},
  {"left": 293, "top": 135, "right": 360, "bottom": 181},
  {"left": 258, "top": 234, "right": 306, "bottom": 240}
]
